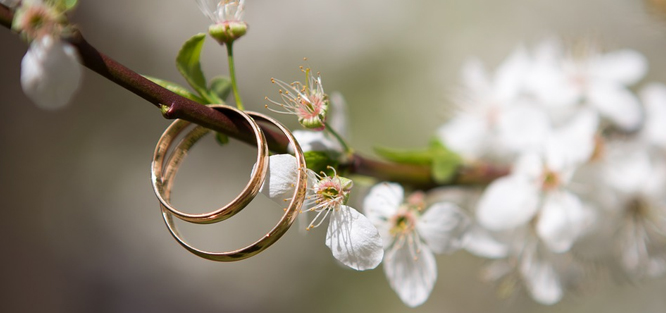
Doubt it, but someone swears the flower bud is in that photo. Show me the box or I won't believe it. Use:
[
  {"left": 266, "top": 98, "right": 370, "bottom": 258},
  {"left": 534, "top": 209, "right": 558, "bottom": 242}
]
[{"left": 208, "top": 21, "right": 247, "bottom": 45}]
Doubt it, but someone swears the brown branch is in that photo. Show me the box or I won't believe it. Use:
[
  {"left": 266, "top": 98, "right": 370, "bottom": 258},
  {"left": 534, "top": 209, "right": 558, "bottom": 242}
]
[{"left": 0, "top": 4, "right": 508, "bottom": 189}]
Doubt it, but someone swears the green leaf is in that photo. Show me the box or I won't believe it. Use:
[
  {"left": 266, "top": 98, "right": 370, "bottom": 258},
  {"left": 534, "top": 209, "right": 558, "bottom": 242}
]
[
  {"left": 45, "top": 0, "right": 78, "bottom": 12},
  {"left": 209, "top": 76, "right": 233, "bottom": 102},
  {"left": 304, "top": 151, "right": 338, "bottom": 175},
  {"left": 215, "top": 133, "right": 230, "bottom": 146},
  {"left": 143, "top": 75, "right": 206, "bottom": 103},
  {"left": 64, "top": 0, "right": 78, "bottom": 10},
  {"left": 176, "top": 33, "right": 213, "bottom": 101},
  {"left": 374, "top": 146, "right": 433, "bottom": 165},
  {"left": 429, "top": 139, "right": 463, "bottom": 183},
  {"left": 375, "top": 139, "right": 463, "bottom": 184}
]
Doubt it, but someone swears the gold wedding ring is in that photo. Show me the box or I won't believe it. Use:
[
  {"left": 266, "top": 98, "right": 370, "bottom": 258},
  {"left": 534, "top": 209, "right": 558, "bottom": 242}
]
[
  {"left": 152, "top": 104, "right": 268, "bottom": 224},
  {"left": 152, "top": 106, "right": 307, "bottom": 261}
]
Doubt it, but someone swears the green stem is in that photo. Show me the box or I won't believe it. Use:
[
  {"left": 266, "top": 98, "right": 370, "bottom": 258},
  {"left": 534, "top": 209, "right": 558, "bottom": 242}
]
[
  {"left": 226, "top": 42, "right": 244, "bottom": 110},
  {"left": 325, "top": 123, "right": 352, "bottom": 156}
]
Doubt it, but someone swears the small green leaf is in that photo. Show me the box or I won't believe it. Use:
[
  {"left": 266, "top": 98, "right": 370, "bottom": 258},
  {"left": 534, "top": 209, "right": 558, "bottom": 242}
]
[
  {"left": 64, "top": 0, "right": 78, "bottom": 10},
  {"left": 143, "top": 75, "right": 206, "bottom": 103},
  {"left": 304, "top": 151, "right": 338, "bottom": 175},
  {"left": 429, "top": 139, "right": 463, "bottom": 183},
  {"left": 375, "top": 139, "right": 463, "bottom": 183},
  {"left": 215, "top": 132, "right": 230, "bottom": 146},
  {"left": 45, "top": 0, "right": 78, "bottom": 12},
  {"left": 374, "top": 146, "right": 433, "bottom": 165},
  {"left": 176, "top": 33, "right": 213, "bottom": 101},
  {"left": 209, "top": 76, "right": 233, "bottom": 102}
]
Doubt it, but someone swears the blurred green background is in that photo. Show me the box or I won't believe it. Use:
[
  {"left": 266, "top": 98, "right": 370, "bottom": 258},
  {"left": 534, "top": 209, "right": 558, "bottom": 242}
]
[{"left": 2, "top": 0, "right": 666, "bottom": 312}]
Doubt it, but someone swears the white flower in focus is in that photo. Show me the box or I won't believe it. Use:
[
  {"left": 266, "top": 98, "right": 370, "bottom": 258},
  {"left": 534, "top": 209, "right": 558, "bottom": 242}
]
[
  {"left": 476, "top": 110, "right": 598, "bottom": 253},
  {"left": 196, "top": 0, "right": 245, "bottom": 24},
  {"left": 21, "top": 35, "right": 82, "bottom": 110},
  {"left": 528, "top": 40, "right": 646, "bottom": 130},
  {"left": 363, "top": 183, "right": 470, "bottom": 307},
  {"left": 260, "top": 154, "right": 383, "bottom": 271},
  {"left": 267, "top": 68, "right": 329, "bottom": 129}
]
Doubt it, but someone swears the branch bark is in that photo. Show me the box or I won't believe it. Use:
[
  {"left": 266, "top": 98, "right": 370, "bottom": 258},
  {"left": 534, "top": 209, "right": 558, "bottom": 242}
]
[{"left": 0, "top": 4, "right": 508, "bottom": 189}]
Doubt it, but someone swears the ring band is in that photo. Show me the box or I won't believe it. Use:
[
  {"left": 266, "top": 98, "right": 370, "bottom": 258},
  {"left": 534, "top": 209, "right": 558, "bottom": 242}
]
[
  {"left": 156, "top": 109, "right": 307, "bottom": 261},
  {"left": 151, "top": 104, "right": 269, "bottom": 224}
]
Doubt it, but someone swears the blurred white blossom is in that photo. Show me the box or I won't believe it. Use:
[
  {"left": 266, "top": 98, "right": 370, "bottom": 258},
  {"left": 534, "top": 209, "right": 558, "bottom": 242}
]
[
  {"left": 527, "top": 40, "right": 646, "bottom": 130},
  {"left": 20, "top": 34, "right": 82, "bottom": 110}
]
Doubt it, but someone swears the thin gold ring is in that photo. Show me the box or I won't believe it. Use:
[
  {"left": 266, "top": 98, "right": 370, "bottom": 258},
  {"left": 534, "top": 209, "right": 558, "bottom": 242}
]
[
  {"left": 151, "top": 104, "right": 269, "bottom": 224},
  {"left": 158, "top": 109, "right": 307, "bottom": 261}
]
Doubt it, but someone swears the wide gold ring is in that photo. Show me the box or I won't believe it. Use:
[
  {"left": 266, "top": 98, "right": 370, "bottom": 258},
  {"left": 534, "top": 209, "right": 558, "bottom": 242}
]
[
  {"left": 151, "top": 104, "right": 268, "bottom": 224},
  {"left": 156, "top": 109, "right": 307, "bottom": 261}
]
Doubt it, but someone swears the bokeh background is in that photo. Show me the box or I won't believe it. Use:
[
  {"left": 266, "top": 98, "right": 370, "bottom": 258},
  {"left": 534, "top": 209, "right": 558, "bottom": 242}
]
[{"left": 2, "top": 0, "right": 666, "bottom": 312}]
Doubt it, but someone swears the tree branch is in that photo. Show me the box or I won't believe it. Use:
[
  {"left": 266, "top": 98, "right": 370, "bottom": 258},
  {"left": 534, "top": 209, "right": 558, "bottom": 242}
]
[{"left": 0, "top": 4, "right": 508, "bottom": 189}]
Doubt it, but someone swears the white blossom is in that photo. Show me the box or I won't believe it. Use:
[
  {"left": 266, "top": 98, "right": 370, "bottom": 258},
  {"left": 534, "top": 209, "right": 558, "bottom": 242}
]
[
  {"left": 292, "top": 92, "right": 348, "bottom": 157},
  {"left": 528, "top": 40, "right": 646, "bottom": 130},
  {"left": 601, "top": 144, "right": 666, "bottom": 278},
  {"left": 639, "top": 83, "right": 666, "bottom": 151},
  {"left": 196, "top": 0, "right": 245, "bottom": 24},
  {"left": 260, "top": 154, "right": 383, "bottom": 271},
  {"left": 364, "top": 183, "right": 470, "bottom": 307},
  {"left": 476, "top": 109, "right": 598, "bottom": 253},
  {"left": 267, "top": 68, "right": 329, "bottom": 129},
  {"left": 468, "top": 226, "right": 585, "bottom": 305},
  {"left": 20, "top": 35, "right": 82, "bottom": 110},
  {"left": 437, "top": 48, "right": 536, "bottom": 160}
]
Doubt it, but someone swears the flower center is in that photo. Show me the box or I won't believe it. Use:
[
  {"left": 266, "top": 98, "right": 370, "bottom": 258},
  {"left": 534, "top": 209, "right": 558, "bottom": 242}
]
[
  {"left": 314, "top": 176, "right": 349, "bottom": 209},
  {"left": 390, "top": 212, "right": 416, "bottom": 236},
  {"left": 541, "top": 169, "right": 561, "bottom": 190}
]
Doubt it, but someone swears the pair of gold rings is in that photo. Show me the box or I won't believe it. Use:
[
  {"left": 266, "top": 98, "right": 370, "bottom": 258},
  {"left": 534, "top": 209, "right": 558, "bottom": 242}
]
[{"left": 151, "top": 104, "right": 307, "bottom": 261}]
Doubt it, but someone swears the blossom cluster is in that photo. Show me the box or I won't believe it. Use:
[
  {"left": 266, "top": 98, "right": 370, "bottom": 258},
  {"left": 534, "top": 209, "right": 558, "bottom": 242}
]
[
  {"left": 438, "top": 39, "right": 666, "bottom": 304},
  {"left": 266, "top": 39, "right": 666, "bottom": 307}
]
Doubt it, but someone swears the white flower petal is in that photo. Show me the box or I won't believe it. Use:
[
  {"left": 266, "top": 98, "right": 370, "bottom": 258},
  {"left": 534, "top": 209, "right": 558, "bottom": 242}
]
[
  {"left": 587, "top": 82, "right": 642, "bottom": 131},
  {"left": 326, "top": 205, "right": 384, "bottom": 271},
  {"left": 260, "top": 154, "right": 315, "bottom": 204},
  {"left": 195, "top": 0, "right": 217, "bottom": 21},
  {"left": 463, "top": 225, "right": 509, "bottom": 259},
  {"left": 416, "top": 202, "right": 470, "bottom": 254},
  {"left": 476, "top": 177, "right": 540, "bottom": 230},
  {"left": 328, "top": 91, "right": 350, "bottom": 139},
  {"left": 461, "top": 58, "right": 491, "bottom": 95},
  {"left": 536, "top": 192, "right": 592, "bottom": 253},
  {"left": 363, "top": 182, "right": 404, "bottom": 224},
  {"left": 512, "top": 153, "right": 544, "bottom": 182},
  {"left": 591, "top": 49, "right": 647, "bottom": 86},
  {"left": 384, "top": 243, "right": 437, "bottom": 307},
  {"left": 363, "top": 182, "right": 404, "bottom": 248},
  {"left": 545, "top": 108, "right": 599, "bottom": 172},
  {"left": 520, "top": 249, "right": 563, "bottom": 305},
  {"left": 437, "top": 114, "right": 489, "bottom": 160},
  {"left": 603, "top": 146, "right": 656, "bottom": 197},
  {"left": 640, "top": 83, "right": 666, "bottom": 149},
  {"left": 292, "top": 130, "right": 342, "bottom": 154},
  {"left": 494, "top": 47, "right": 530, "bottom": 101},
  {"left": 21, "top": 36, "right": 82, "bottom": 110},
  {"left": 1, "top": 0, "right": 19, "bottom": 7},
  {"left": 498, "top": 104, "right": 551, "bottom": 154}
]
